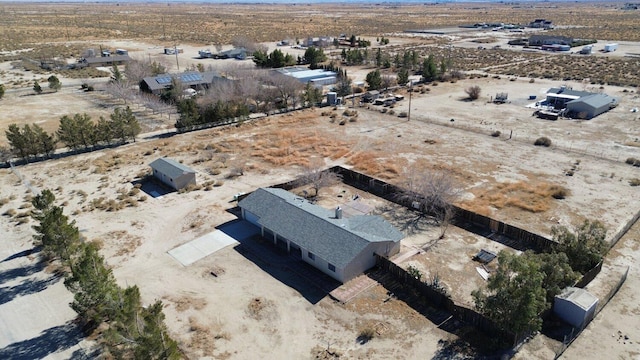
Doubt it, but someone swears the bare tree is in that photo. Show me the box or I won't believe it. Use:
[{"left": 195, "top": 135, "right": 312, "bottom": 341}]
[
  {"left": 381, "top": 75, "right": 396, "bottom": 92},
  {"left": 104, "top": 80, "right": 135, "bottom": 105},
  {"left": 267, "top": 73, "right": 304, "bottom": 111},
  {"left": 394, "top": 169, "right": 461, "bottom": 238},
  {"left": 465, "top": 85, "right": 481, "bottom": 100},
  {"left": 297, "top": 163, "right": 343, "bottom": 198}
]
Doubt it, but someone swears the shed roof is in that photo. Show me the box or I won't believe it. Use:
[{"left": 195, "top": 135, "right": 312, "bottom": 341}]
[
  {"left": 556, "top": 287, "right": 599, "bottom": 311},
  {"left": 141, "top": 71, "right": 224, "bottom": 92},
  {"left": 238, "top": 188, "right": 403, "bottom": 268},
  {"left": 149, "top": 158, "right": 196, "bottom": 178},
  {"left": 547, "top": 87, "right": 591, "bottom": 98},
  {"left": 567, "top": 93, "right": 616, "bottom": 109},
  {"left": 82, "top": 55, "right": 131, "bottom": 64}
]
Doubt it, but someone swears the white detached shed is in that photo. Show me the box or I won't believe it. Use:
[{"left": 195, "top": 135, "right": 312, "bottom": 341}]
[
  {"left": 149, "top": 158, "right": 196, "bottom": 191},
  {"left": 553, "top": 287, "right": 599, "bottom": 329}
]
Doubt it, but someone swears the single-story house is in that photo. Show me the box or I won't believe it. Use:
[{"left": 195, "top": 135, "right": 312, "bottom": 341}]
[
  {"left": 529, "top": 19, "right": 554, "bottom": 29},
  {"left": 140, "top": 71, "right": 230, "bottom": 95},
  {"left": 80, "top": 55, "right": 131, "bottom": 67},
  {"left": 528, "top": 35, "right": 573, "bottom": 46},
  {"left": 553, "top": 287, "right": 599, "bottom": 328},
  {"left": 238, "top": 187, "right": 404, "bottom": 283},
  {"left": 149, "top": 158, "right": 196, "bottom": 191}
]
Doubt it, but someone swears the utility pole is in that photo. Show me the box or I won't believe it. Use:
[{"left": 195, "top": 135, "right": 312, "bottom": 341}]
[
  {"left": 407, "top": 80, "right": 412, "bottom": 121},
  {"left": 174, "top": 45, "right": 179, "bottom": 71}
]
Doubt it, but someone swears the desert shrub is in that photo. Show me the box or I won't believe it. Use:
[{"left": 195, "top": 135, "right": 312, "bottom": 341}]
[
  {"left": 630, "top": 178, "right": 640, "bottom": 186},
  {"left": 529, "top": 78, "right": 535, "bottom": 83},
  {"left": 339, "top": 119, "right": 346, "bottom": 125},
  {"left": 0, "top": 198, "right": 9, "bottom": 206},
  {"left": 3, "top": 208, "right": 17, "bottom": 217},
  {"left": 357, "top": 326, "right": 376, "bottom": 344},
  {"left": 388, "top": 110, "right": 395, "bottom": 115},
  {"left": 534, "top": 137, "right": 552, "bottom": 147},
  {"left": 549, "top": 185, "right": 569, "bottom": 199},
  {"left": 491, "top": 131, "right": 501, "bottom": 137},
  {"left": 626, "top": 157, "right": 639, "bottom": 166},
  {"left": 465, "top": 85, "right": 481, "bottom": 100},
  {"left": 398, "top": 111, "right": 408, "bottom": 118}
]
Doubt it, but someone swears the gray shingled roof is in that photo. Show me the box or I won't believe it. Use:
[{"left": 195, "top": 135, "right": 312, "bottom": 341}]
[
  {"left": 149, "top": 158, "right": 196, "bottom": 178},
  {"left": 238, "top": 188, "right": 404, "bottom": 268}
]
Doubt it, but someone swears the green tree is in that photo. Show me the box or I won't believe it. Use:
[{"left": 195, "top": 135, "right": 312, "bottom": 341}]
[
  {"left": 175, "top": 98, "right": 200, "bottom": 130},
  {"left": 5, "top": 124, "right": 29, "bottom": 161},
  {"left": 397, "top": 68, "right": 409, "bottom": 86},
  {"left": 31, "top": 189, "right": 81, "bottom": 264},
  {"left": 0, "top": 83, "right": 5, "bottom": 100},
  {"left": 303, "top": 82, "right": 322, "bottom": 107},
  {"left": 472, "top": 251, "right": 547, "bottom": 344},
  {"left": 421, "top": 55, "right": 438, "bottom": 82},
  {"left": 32, "top": 123, "right": 56, "bottom": 159},
  {"left": 252, "top": 50, "right": 269, "bottom": 68},
  {"left": 134, "top": 301, "right": 181, "bottom": 360},
  {"left": 111, "top": 63, "right": 123, "bottom": 83},
  {"left": 552, "top": 220, "right": 608, "bottom": 273},
  {"left": 534, "top": 252, "right": 580, "bottom": 302},
  {"left": 65, "top": 242, "right": 120, "bottom": 325},
  {"left": 334, "top": 76, "right": 352, "bottom": 102},
  {"left": 47, "top": 75, "right": 62, "bottom": 91},
  {"left": 33, "top": 80, "right": 43, "bottom": 94},
  {"left": 110, "top": 106, "right": 139, "bottom": 144},
  {"left": 365, "top": 69, "right": 382, "bottom": 91},
  {"left": 303, "top": 47, "right": 326, "bottom": 69},
  {"left": 94, "top": 116, "right": 113, "bottom": 146}
]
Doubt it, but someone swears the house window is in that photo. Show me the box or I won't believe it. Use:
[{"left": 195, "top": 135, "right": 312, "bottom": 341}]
[
  {"left": 308, "top": 252, "right": 315, "bottom": 260},
  {"left": 328, "top": 263, "right": 336, "bottom": 272}
]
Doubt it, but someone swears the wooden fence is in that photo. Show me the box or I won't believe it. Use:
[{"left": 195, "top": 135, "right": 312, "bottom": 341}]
[
  {"left": 333, "top": 166, "right": 557, "bottom": 252},
  {"left": 375, "top": 255, "right": 516, "bottom": 343}
]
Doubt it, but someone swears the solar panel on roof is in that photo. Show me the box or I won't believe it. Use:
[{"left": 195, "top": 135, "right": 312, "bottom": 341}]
[
  {"left": 181, "top": 74, "right": 202, "bottom": 82},
  {"left": 156, "top": 77, "right": 172, "bottom": 84}
]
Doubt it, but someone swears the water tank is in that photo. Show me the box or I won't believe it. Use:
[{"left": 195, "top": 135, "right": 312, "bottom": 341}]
[
  {"left": 335, "top": 206, "right": 343, "bottom": 219},
  {"left": 327, "top": 92, "right": 338, "bottom": 106}
]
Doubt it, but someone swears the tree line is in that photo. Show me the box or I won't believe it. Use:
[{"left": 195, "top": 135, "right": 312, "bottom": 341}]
[
  {"left": 472, "top": 220, "right": 609, "bottom": 345},
  {"left": 5, "top": 107, "right": 141, "bottom": 162},
  {"left": 31, "top": 189, "right": 181, "bottom": 359}
]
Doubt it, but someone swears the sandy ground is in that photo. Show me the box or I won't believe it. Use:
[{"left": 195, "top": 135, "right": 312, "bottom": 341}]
[{"left": 1, "top": 35, "right": 639, "bottom": 359}]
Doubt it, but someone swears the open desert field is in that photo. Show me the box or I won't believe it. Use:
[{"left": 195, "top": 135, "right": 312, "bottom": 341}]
[{"left": 1, "top": 1, "right": 639, "bottom": 359}]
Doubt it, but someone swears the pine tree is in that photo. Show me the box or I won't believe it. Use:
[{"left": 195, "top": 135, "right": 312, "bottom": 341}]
[{"left": 33, "top": 80, "right": 42, "bottom": 94}]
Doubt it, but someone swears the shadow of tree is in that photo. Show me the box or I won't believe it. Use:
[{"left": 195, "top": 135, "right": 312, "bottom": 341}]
[
  {"left": 0, "top": 271, "right": 63, "bottom": 306},
  {"left": 372, "top": 204, "right": 437, "bottom": 236},
  {"left": 0, "top": 260, "right": 46, "bottom": 286},
  {"left": 0, "top": 320, "right": 85, "bottom": 359},
  {"left": 1, "top": 247, "right": 41, "bottom": 263}
]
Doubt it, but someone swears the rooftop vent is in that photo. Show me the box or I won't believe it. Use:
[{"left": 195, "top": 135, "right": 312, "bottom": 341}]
[{"left": 335, "top": 206, "right": 343, "bottom": 219}]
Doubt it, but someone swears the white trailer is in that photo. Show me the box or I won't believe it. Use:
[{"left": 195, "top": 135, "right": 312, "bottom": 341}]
[{"left": 604, "top": 43, "right": 618, "bottom": 52}]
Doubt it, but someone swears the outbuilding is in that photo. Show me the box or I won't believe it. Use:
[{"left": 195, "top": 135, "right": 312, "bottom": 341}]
[
  {"left": 553, "top": 287, "right": 599, "bottom": 329},
  {"left": 566, "top": 93, "right": 618, "bottom": 119},
  {"left": 149, "top": 158, "right": 196, "bottom": 191}
]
